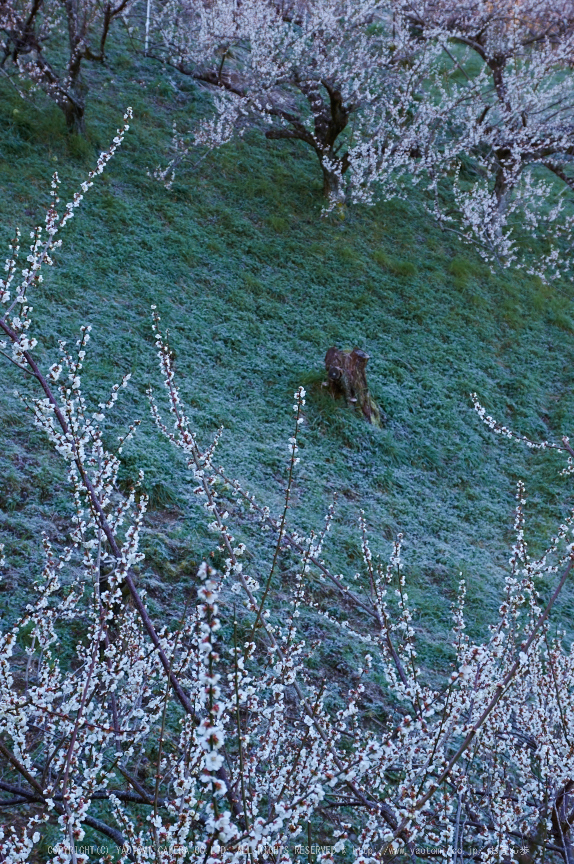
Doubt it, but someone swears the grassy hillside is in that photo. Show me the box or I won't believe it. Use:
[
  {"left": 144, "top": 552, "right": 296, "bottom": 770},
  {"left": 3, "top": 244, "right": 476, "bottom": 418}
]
[{"left": 1, "top": 46, "right": 574, "bottom": 687}]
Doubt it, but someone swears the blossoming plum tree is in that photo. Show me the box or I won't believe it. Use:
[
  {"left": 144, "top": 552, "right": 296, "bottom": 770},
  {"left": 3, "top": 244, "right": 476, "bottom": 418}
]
[
  {"left": 152, "top": 0, "right": 574, "bottom": 279},
  {"left": 399, "top": 0, "right": 574, "bottom": 278},
  {"left": 1, "top": 111, "right": 574, "bottom": 863},
  {"left": 382, "top": 0, "right": 574, "bottom": 280},
  {"left": 0, "top": 0, "right": 135, "bottom": 131},
  {"left": 152, "top": 0, "right": 464, "bottom": 205}
]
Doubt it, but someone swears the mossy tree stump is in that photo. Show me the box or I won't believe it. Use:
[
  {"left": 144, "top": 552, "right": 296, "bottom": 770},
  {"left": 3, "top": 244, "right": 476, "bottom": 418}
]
[{"left": 323, "top": 346, "right": 382, "bottom": 427}]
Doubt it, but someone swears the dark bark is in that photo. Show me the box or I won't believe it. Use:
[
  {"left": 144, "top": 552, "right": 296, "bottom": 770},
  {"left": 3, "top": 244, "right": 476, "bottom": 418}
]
[
  {"left": 189, "top": 63, "right": 355, "bottom": 200},
  {"left": 493, "top": 163, "right": 511, "bottom": 220},
  {"left": 321, "top": 163, "right": 344, "bottom": 200},
  {"left": 265, "top": 124, "right": 349, "bottom": 202},
  {"left": 488, "top": 55, "right": 510, "bottom": 111},
  {"left": 324, "top": 346, "right": 383, "bottom": 426},
  {"left": 0, "top": 0, "right": 130, "bottom": 132},
  {"left": 59, "top": 87, "right": 86, "bottom": 133}
]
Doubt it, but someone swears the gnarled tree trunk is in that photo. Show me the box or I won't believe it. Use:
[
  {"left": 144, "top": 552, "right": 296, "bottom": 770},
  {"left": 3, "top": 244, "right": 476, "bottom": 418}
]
[
  {"left": 321, "top": 160, "right": 345, "bottom": 203},
  {"left": 263, "top": 77, "right": 352, "bottom": 202},
  {"left": 59, "top": 91, "right": 86, "bottom": 133},
  {"left": 324, "top": 346, "right": 383, "bottom": 426}
]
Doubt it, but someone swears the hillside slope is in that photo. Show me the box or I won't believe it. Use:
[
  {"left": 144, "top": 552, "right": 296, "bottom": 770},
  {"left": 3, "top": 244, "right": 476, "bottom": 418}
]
[{"left": 1, "top": 49, "right": 574, "bottom": 681}]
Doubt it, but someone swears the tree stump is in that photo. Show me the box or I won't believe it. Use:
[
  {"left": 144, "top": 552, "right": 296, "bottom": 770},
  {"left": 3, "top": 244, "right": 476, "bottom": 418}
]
[{"left": 323, "top": 346, "right": 382, "bottom": 427}]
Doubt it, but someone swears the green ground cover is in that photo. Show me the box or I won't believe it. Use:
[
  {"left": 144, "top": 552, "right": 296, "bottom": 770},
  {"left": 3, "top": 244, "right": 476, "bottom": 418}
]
[{"left": 1, "top": 46, "right": 574, "bottom": 695}]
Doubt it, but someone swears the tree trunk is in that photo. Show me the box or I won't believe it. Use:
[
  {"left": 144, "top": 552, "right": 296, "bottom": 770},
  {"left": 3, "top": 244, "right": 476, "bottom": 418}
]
[
  {"left": 324, "top": 347, "right": 383, "bottom": 427},
  {"left": 493, "top": 166, "right": 510, "bottom": 219},
  {"left": 489, "top": 160, "right": 518, "bottom": 250},
  {"left": 60, "top": 96, "right": 86, "bottom": 134},
  {"left": 321, "top": 161, "right": 345, "bottom": 204}
]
